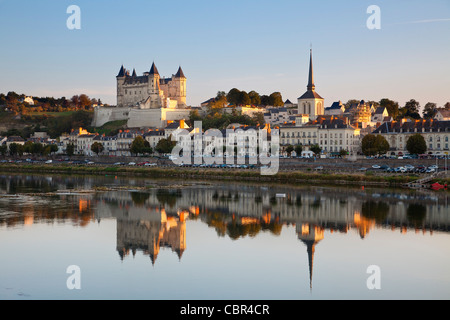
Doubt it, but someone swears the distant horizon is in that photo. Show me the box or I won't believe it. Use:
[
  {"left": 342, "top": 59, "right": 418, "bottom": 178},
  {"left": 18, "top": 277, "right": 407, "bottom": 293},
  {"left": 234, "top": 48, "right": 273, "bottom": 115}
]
[{"left": 1, "top": 0, "right": 449, "bottom": 110}]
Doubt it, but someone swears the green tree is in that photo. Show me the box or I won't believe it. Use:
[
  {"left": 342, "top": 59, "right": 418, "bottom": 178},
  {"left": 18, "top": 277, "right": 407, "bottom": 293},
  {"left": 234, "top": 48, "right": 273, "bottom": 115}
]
[
  {"left": 294, "top": 144, "right": 303, "bottom": 156},
  {"left": 66, "top": 143, "right": 75, "bottom": 156},
  {"left": 285, "top": 144, "right": 294, "bottom": 156},
  {"left": 248, "top": 91, "right": 261, "bottom": 106},
  {"left": 226, "top": 88, "right": 241, "bottom": 106},
  {"left": 310, "top": 144, "right": 322, "bottom": 155},
  {"left": 362, "top": 134, "right": 390, "bottom": 156},
  {"left": 9, "top": 143, "right": 25, "bottom": 156},
  {"left": 269, "top": 92, "right": 284, "bottom": 107},
  {"left": 130, "top": 136, "right": 148, "bottom": 156},
  {"left": 402, "top": 99, "right": 421, "bottom": 119},
  {"left": 406, "top": 134, "right": 427, "bottom": 155},
  {"left": 379, "top": 98, "right": 400, "bottom": 119},
  {"left": 0, "top": 145, "right": 7, "bottom": 156},
  {"left": 239, "top": 91, "right": 251, "bottom": 106},
  {"left": 374, "top": 135, "right": 390, "bottom": 155},
  {"left": 155, "top": 137, "right": 176, "bottom": 154},
  {"left": 49, "top": 144, "right": 58, "bottom": 154},
  {"left": 422, "top": 102, "right": 437, "bottom": 119},
  {"left": 91, "top": 142, "right": 104, "bottom": 156}
]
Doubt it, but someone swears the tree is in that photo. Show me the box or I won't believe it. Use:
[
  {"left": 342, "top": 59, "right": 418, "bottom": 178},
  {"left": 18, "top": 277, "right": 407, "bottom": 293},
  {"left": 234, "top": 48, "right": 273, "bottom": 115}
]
[
  {"left": 239, "top": 91, "right": 251, "bottom": 106},
  {"left": 9, "top": 143, "right": 24, "bottom": 156},
  {"left": 285, "top": 145, "right": 294, "bottom": 156},
  {"left": 248, "top": 91, "right": 261, "bottom": 106},
  {"left": 79, "top": 94, "right": 92, "bottom": 109},
  {"left": 260, "top": 95, "right": 271, "bottom": 106},
  {"left": 294, "top": 144, "right": 303, "bottom": 156},
  {"left": 444, "top": 102, "right": 450, "bottom": 110},
  {"left": 361, "top": 134, "right": 390, "bottom": 156},
  {"left": 401, "top": 99, "right": 421, "bottom": 120},
  {"left": 269, "top": 92, "right": 284, "bottom": 107},
  {"left": 130, "top": 136, "right": 148, "bottom": 156},
  {"left": 155, "top": 137, "right": 176, "bottom": 154},
  {"left": 0, "top": 145, "right": 7, "bottom": 156},
  {"left": 251, "top": 112, "right": 265, "bottom": 125},
  {"left": 66, "top": 143, "right": 75, "bottom": 156},
  {"left": 310, "top": 144, "right": 322, "bottom": 155},
  {"left": 406, "top": 134, "right": 427, "bottom": 155},
  {"left": 422, "top": 102, "right": 437, "bottom": 119},
  {"left": 226, "top": 88, "right": 241, "bottom": 106},
  {"left": 379, "top": 98, "right": 399, "bottom": 119},
  {"left": 374, "top": 135, "right": 390, "bottom": 155},
  {"left": 91, "top": 142, "right": 104, "bottom": 156}
]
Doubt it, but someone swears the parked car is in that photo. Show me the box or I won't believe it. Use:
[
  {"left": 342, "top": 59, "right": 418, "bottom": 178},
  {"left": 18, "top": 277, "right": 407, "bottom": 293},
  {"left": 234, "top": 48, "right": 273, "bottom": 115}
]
[
  {"left": 372, "top": 165, "right": 381, "bottom": 169},
  {"left": 45, "top": 160, "right": 52, "bottom": 164}
]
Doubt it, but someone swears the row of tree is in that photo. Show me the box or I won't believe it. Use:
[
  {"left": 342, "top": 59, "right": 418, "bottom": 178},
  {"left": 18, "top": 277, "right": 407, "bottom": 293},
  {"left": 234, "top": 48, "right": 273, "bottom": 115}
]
[
  {"left": 0, "top": 91, "right": 104, "bottom": 115},
  {"left": 362, "top": 133, "right": 427, "bottom": 156},
  {"left": 208, "top": 89, "right": 284, "bottom": 109},
  {"left": 345, "top": 98, "right": 450, "bottom": 120},
  {"left": 1, "top": 142, "right": 58, "bottom": 157}
]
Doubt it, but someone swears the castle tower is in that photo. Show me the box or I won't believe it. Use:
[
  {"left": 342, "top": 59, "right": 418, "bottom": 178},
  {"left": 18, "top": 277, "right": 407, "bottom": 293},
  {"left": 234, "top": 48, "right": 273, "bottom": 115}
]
[
  {"left": 116, "top": 65, "right": 127, "bottom": 107},
  {"left": 149, "top": 62, "right": 161, "bottom": 95},
  {"left": 297, "top": 49, "right": 324, "bottom": 121},
  {"left": 173, "top": 66, "right": 187, "bottom": 107}
]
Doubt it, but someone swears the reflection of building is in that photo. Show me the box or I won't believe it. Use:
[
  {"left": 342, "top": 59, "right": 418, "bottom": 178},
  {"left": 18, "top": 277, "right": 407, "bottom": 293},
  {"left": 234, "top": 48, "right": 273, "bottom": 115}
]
[{"left": 297, "top": 224, "right": 324, "bottom": 289}]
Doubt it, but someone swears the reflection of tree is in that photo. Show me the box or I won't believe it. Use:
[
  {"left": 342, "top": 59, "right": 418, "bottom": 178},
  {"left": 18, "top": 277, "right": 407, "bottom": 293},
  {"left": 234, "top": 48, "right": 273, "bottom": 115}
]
[
  {"left": 227, "top": 222, "right": 261, "bottom": 240},
  {"left": 130, "top": 192, "right": 150, "bottom": 207},
  {"left": 156, "top": 189, "right": 182, "bottom": 208},
  {"left": 407, "top": 203, "right": 426, "bottom": 226},
  {"left": 361, "top": 201, "right": 389, "bottom": 223},
  {"left": 310, "top": 198, "right": 321, "bottom": 209}
]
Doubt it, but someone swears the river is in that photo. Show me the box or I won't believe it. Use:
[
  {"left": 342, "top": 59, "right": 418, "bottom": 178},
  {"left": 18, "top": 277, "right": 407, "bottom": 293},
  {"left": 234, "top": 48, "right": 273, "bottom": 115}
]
[{"left": 0, "top": 173, "right": 449, "bottom": 300}]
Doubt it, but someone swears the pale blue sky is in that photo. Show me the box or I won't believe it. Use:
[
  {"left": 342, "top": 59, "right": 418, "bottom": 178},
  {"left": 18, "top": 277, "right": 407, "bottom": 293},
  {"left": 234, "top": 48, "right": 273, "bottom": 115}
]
[{"left": 0, "top": 0, "right": 449, "bottom": 109}]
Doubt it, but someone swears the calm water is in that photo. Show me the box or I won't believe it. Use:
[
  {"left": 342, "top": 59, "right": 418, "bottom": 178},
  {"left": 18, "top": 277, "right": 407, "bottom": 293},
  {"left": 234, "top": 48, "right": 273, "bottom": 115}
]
[{"left": 0, "top": 174, "right": 449, "bottom": 300}]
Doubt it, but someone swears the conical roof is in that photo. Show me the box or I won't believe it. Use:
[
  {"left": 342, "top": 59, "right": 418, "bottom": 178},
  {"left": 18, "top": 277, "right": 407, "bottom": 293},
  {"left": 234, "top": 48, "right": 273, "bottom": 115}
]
[
  {"left": 149, "top": 62, "right": 159, "bottom": 75},
  {"left": 175, "top": 66, "right": 186, "bottom": 78}
]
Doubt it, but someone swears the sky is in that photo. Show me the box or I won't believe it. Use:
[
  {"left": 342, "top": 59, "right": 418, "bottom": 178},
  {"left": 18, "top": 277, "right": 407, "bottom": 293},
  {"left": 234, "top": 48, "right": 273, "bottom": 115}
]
[{"left": 0, "top": 0, "right": 449, "bottom": 111}]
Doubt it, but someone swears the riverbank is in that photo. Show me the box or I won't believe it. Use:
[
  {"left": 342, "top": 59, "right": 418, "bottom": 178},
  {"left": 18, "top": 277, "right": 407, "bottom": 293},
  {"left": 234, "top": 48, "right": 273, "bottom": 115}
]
[{"left": 1, "top": 163, "right": 449, "bottom": 188}]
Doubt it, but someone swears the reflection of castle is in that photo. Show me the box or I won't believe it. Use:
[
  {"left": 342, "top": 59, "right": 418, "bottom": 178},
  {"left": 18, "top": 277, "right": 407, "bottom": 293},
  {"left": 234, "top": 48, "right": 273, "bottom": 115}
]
[{"left": 117, "top": 208, "right": 187, "bottom": 265}]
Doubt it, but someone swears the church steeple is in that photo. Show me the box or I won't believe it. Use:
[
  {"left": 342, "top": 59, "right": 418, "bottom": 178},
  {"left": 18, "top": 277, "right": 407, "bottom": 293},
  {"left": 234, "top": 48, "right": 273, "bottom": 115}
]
[{"left": 307, "top": 49, "right": 315, "bottom": 91}]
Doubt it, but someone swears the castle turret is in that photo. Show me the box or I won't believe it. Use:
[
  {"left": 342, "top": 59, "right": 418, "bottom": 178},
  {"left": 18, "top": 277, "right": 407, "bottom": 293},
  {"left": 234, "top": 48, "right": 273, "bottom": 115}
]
[
  {"left": 116, "top": 65, "right": 127, "bottom": 107},
  {"left": 173, "top": 66, "right": 187, "bottom": 107},
  {"left": 149, "top": 62, "right": 161, "bottom": 95}
]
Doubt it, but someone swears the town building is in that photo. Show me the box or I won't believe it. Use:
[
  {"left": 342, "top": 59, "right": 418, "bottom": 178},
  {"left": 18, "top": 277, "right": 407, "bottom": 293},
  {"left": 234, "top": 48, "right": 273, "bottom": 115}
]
[{"left": 372, "top": 119, "right": 450, "bottom": 156}]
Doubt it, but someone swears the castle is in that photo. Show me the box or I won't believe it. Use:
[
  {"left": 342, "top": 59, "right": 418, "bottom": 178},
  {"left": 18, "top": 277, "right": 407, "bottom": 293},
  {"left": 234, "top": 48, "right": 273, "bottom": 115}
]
[{"left": 92, "top": 63, "right": 191, "bottom": 128}]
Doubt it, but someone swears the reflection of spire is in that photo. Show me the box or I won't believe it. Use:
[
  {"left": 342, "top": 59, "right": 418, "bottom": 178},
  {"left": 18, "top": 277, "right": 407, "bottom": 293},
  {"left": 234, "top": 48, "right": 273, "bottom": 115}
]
[
  {"left": 303, "top": 239, "right": 316, "bottom": 290},
  {"left": 298, "top": 224, "right": 324, "bottom": 291}
]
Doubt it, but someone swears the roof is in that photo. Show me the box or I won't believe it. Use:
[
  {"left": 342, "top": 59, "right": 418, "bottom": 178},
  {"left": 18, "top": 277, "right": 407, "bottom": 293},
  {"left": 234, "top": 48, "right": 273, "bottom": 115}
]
[
  {"left": 327, "top": 101, "right": 344, "bottom": 110},
  {"left": 149, "top": 62, "right": 159, "bottom": 76},
  {"left": 374, "top": 106, "right": 387, "bottom": 114},
  {"left": 373, "top": 119, "right": 450, "bottom": 134},
  {"left": 175, "top": 66, "right": 186, "bottom": 78},
  {"left": 436, "top": 109, "right": 450, "bottom": 118},
  {"left": 7, "top": 136, "right": 24, "bottom": 142},
  {"left": 284, "top": 99, "right": 293, "bottom": 105},
  {"left": 117, "top": 65, "right": 125, "bottom": 77},
  {"left": 298, "top": 90, "right": 323, "bottom": 100}
]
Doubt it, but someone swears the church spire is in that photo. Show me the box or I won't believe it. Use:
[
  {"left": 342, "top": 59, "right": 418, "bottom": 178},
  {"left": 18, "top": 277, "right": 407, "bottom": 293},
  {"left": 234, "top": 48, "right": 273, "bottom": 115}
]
[{"left": 307, "top": 49, "right": 315, "bottom": 91}]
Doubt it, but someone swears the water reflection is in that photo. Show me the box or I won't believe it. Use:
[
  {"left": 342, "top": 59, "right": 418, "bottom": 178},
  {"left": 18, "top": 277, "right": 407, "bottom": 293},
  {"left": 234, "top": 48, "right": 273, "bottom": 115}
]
[{"left": 0, "top": 174, "right": 449, "bottom": 291}]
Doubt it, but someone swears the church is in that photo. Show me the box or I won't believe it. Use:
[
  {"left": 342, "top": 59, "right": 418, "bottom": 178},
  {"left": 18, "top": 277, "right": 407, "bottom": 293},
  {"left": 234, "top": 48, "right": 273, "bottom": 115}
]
[{"left": 92, "top": 63, "right": 191, "bottom": 128}]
